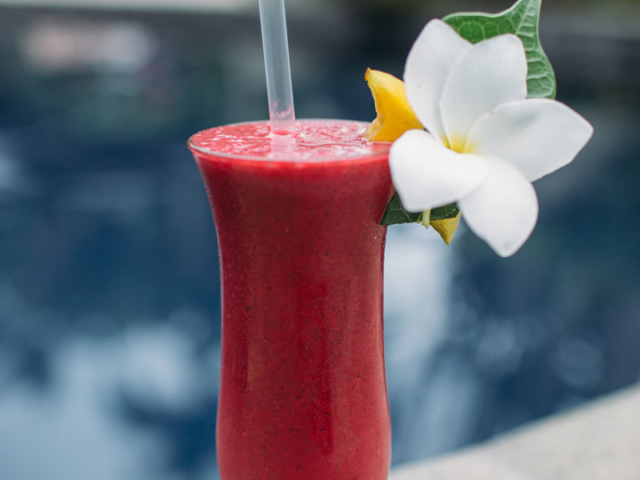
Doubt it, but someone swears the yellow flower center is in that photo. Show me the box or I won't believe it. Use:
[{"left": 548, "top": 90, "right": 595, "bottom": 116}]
[{"left": 443, "top": 135, "right": 475, "bottom": 154}]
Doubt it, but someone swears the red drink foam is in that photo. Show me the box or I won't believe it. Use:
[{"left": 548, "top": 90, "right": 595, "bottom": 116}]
[{"left": 189, "top": 120, "right": 390, "bottom": 162}]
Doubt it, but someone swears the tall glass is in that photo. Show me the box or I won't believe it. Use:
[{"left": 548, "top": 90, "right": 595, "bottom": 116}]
[{"left": 188, "top": 120, "right": 393, "bottom": 480}]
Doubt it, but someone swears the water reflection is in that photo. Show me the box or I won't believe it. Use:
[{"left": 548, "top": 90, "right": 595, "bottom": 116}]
[
  {"left": 0, "top": 4, "right": 639, "bottom": 480},
  {"left": 0, "top": 322, "right": 218, "bottom": 480},
  {"left": 21, "top": 19, "right": 156, "bottom": 74}
]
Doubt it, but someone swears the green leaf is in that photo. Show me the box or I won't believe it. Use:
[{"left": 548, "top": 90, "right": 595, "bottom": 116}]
[
  {"left": 380, "top": 193, "right": 459, "bottom": 226},
  {"left": 380, "top": 192, "right": 421, "bottom": 225},
  {"left": 444, "top": 0, "right": 556, "bottom": 99},
  {"left": 430, "top": 203, "right": 460, "bottom": 220}
]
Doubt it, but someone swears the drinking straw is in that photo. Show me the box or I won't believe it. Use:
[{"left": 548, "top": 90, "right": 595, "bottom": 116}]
[{"left": 259, "top": 0, "right": 297, "bottom": 135}]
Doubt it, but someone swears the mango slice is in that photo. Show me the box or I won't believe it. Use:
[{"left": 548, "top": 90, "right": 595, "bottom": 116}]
[
  {"left": 430, "top": 212, "right": 462, "bottom": 245},
  {"left": 363, "top": 69, "right": 423, "bottom": 142}
]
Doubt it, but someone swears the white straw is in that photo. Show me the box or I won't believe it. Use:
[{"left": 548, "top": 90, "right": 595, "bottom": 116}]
[{"left": 259, "top": 0, "right": 297, "bottom": 135}]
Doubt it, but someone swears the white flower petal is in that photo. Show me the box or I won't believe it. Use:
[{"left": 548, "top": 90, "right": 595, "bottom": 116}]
[
  {"left": 404, "top": 20, "right": 472, "bottom": 143},
  {"left": 439, "top": 34, "right": 528, "bottom": 147},
  {"left": 459, "top": 158, "right": 538, "bottom": 257},
  {"left": 389, "top": 129, "right": 488, "bottom": 213},
  {"left": 467, "top": 99, "right": 594, "bottom": 182}
]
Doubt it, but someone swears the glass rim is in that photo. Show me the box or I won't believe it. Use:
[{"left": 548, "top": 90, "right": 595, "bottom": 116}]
[{"left": 187, "top": 119, "right": 392, "bottom": 165}]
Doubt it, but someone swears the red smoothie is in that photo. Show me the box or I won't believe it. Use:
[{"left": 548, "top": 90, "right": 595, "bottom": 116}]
[{"left": 189, "top": 120, "right": 393, "bottom": 480}]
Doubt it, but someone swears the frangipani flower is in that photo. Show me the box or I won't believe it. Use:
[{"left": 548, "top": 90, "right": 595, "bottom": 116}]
[{"left": 389, "top": 20, "right": 594, "bottom": 257}]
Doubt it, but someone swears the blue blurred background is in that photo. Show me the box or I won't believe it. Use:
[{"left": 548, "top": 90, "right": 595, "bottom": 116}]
[{"left": 0, "top": 0, "right": 639, "bottom": 478}]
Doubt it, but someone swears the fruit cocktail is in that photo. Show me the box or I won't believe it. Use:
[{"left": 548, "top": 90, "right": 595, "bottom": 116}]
[{"left": 189, "top": 119, "right": 394, "bottom": 480}]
